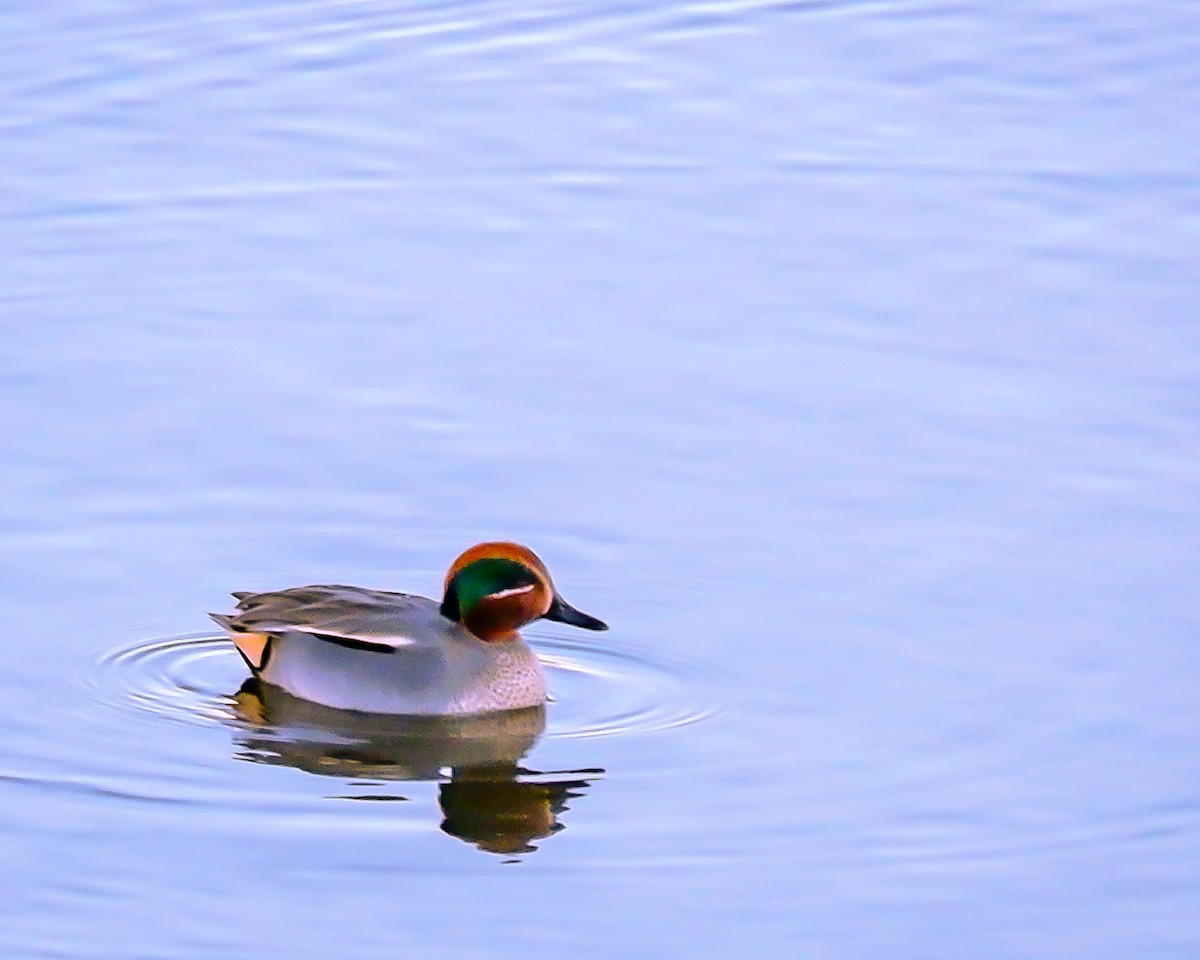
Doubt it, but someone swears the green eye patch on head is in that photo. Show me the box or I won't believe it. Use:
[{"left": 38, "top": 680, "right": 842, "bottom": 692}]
[{"left": 440, "top": 557, "right": 541, "bottom": 622}]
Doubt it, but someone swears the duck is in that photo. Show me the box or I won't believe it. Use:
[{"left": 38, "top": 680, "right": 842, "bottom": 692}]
[{"left": 210, "top": 542, "right": 607, "bottom": 716}]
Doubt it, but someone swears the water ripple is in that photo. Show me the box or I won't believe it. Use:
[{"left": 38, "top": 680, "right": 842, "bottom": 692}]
[
  {"left": 85, "top": 630, "right": 722, "bottom": 741},
  {"left": 86, "top": 633, "right": 243, "bottom": 728},
  {"left": 531, "top": 631, "right": 723, "bottom": 739},
  {"left": 41, "top": 628, "right": 723, "bottom": 853}
]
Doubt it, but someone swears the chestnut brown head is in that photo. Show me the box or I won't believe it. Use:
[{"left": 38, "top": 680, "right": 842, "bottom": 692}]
[{"left": 440, "top": 542, "right": 607, "bottom": 643}]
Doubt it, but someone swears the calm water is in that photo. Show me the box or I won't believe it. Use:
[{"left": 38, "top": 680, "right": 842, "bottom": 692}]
[{"left": 3, "top": 1, "right": 1199, "bottom": 957}]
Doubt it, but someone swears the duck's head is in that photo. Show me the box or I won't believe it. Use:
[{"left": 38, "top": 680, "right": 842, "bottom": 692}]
[{"left": 439, "top": 542, "right": 607, "bottom": 643}]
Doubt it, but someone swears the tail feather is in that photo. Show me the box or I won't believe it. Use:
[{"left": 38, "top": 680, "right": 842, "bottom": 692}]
[{"left": 210, "top": 612, "right": 270, "bottom": 670}]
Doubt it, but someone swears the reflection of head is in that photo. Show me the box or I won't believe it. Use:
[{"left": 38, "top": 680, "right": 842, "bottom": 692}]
[{"left": 439, "top": 765, "right": 594, "bottom": 855}]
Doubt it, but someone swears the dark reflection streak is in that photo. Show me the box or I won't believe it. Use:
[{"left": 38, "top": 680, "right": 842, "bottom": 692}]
[
  {"left": 0, "top": 772, "right": 192, "bottom": 806},
  {"left": 518, "top": 766, "right": 606, "bottom": 778}
]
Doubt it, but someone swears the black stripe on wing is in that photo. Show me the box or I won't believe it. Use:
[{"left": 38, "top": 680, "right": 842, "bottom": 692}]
[{"left": 309, "top": 632, "right": 398, "bottom": 654}]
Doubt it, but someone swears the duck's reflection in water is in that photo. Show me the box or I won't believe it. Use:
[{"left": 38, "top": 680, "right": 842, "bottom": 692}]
[{"left": 229, "top": 679, "right": 601, "bottom": 855}]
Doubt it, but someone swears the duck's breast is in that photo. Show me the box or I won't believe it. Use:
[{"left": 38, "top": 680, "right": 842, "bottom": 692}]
[{"left": 258, "top": 603, "right": 546, "bottom": 715}]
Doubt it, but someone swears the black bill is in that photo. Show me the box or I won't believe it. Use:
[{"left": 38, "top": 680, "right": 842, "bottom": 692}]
[{"left": 543, "top": 594, "right": 608, "bottom": 631}]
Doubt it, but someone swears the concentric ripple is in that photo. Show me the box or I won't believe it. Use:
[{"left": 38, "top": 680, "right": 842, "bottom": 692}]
[
  {"left": 87, "top": 633, "right": 246, "bottom": 728},
  {"left": 86, "top": 630, "right": 723, "bottom": 740},
  {"left": 531, "top": 632, "right": 723, "bottom": 740}
]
